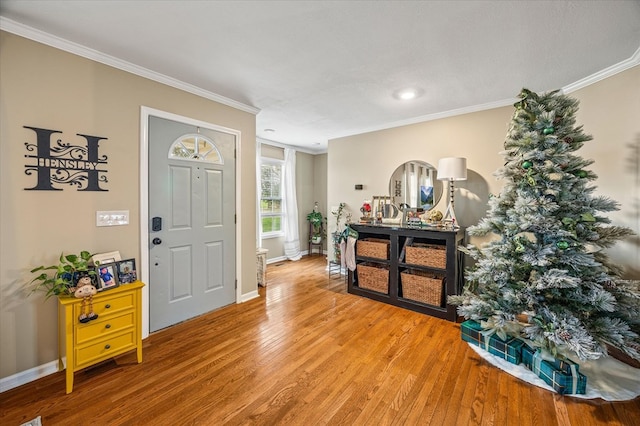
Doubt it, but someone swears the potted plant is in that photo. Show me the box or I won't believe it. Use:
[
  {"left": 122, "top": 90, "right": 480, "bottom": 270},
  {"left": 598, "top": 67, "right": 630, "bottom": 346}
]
[
  {"left": 30, "top": 251, "right": 96, "bottom": 299},
  {"left": 307, "top": 202, "right": 325, "bottom": 244}
]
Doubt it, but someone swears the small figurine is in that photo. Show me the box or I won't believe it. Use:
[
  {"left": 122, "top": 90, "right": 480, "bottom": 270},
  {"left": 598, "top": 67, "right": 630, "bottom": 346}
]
[{"left": 74, "top": 276, "right": 98, "bottom": 323}]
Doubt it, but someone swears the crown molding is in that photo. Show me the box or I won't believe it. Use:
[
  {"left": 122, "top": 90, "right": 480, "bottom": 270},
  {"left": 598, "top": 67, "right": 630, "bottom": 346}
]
[
  {"left": 0, "top": 17, "right": 260, "bottom": 115},
  {"left": 331, "top": 97, "right": 519, "bottom": 140},
  {"left": 562, "top": 46, "right": 640, "bottom": 94}
]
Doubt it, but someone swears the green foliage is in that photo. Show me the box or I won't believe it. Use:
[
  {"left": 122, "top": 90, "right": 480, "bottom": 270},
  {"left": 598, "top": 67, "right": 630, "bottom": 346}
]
[
  {"left": 29, "top": 251, "right": 96, "bottom": 299},
  {"left": 332, "top": 203, "right": 346, "bottom": 232},
  {"left": 306, "top": 210, "right": 325, "bottom": 238},
  {"left": 307, "top": 211, "right": 323, "bottom": 226},
  {"left": 450, "top": 88, "right": 640, "bottom": 361}
]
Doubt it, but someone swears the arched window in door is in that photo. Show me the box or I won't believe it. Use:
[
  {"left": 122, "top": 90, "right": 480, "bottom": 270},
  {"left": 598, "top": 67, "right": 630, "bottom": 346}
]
[{"left": 168, "top": 133, "right": 223, "bottom": 164}]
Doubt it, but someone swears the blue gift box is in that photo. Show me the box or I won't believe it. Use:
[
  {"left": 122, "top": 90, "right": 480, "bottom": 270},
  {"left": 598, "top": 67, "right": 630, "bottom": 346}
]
[
  {"left": 460, "top": 320, "right": 524, "bottom": 365},
  {"left": 521, "top": 344, "right": 587, "bottom": 395}
]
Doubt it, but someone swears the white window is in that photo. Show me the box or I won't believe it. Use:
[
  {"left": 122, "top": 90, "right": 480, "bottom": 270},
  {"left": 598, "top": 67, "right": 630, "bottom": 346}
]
[
  {"left": 260, "top": 160, "right": 284, "bottom": 237},
  {"left": 168, "top": 133, "right": 223, "bottom": 163}
]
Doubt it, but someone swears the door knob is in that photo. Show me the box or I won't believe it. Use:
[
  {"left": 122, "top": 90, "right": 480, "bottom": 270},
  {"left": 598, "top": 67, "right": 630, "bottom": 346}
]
[{"left": 152, "top": 237, "right": 162, "bottom": 245}]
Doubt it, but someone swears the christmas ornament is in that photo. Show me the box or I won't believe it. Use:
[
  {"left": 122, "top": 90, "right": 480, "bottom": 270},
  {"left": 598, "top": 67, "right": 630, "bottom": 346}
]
[
  {"left": 526, "top": 172, "right": 536, "bottom": 186},
  {"left": 543, "top": 127, "right": 555, "bottom": 135},
  {"left": 548, "top": 172, "right": 563, "bottom": 181},
  {"left": 580, "top": 213, "right": 595, "bottom": 222},
  {"left": 558, "top": 330, "right": 572, "bottom": 341},
  {"left": 522, "top": 160, "right": 533, "bottom": 169},
  {"left": 574, "top": 170, "right": 588, "bottom": 178},
  {"left": 556, "top": 241, "right": 570, "bottom": 250}
]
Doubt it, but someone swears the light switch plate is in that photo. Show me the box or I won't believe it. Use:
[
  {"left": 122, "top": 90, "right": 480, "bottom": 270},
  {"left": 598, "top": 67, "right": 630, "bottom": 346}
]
[{"left": 96, "top": 210, "right": 129, "bottom": 227}]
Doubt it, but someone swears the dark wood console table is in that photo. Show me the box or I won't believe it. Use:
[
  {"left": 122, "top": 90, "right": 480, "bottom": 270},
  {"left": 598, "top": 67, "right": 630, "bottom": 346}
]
[{"left": 347, "top": 224, "right": 465, "bottom": 321}]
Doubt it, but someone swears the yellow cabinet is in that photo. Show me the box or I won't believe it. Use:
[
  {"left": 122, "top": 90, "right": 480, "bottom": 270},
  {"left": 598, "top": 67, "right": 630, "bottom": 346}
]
[{"left": 58, "top": 281, "right": 144, "bottom": 393}]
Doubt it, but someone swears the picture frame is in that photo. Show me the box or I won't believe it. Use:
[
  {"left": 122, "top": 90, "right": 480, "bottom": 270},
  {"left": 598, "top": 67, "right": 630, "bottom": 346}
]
[
  {"left": 420, "top": 185, "right": 434, "bottom": 210},
  {"left": 91, "top": 251, "right": 122, "bottom": 266},
  {"left": 96, "top": 262, "right": 119, "bottom": 291},
  {"left": 116, "top": 258, "right": 137, "bottom": 284}
]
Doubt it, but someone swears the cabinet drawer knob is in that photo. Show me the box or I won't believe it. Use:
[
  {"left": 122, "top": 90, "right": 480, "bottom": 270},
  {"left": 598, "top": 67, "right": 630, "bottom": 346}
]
[
  {"left": 105, "top": 304, "right": 111, "bottom": 309},
  {"left": 105, "top": 344, "right": 111, "bottom": 350},
  {"left": 105, "top": 324, "right": 111, "bottom": 329}
]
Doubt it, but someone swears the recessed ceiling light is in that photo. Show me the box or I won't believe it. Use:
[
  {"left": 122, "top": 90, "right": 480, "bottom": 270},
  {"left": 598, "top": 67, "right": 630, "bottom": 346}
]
[
  {"left": 399, "top": 91, "right": 416, "bottom": 100},
  {"left": 393, "top": 88, "right": 424, "bottom": 101},
  {"left": 264, "top": 128, "right": 275, "bottom": 133}
]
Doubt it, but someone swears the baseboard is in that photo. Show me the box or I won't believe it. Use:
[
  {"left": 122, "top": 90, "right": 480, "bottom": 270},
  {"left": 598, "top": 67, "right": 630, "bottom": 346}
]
[
  {"left": 0, "top": 359, "right": 60, "bottom": 393},
  {"left": 240, "top": 290, "right": 260, "bottom": 302},
  {"left": 266, "top": 255, "right": 288, "bottom": 264},
  {"left": 266, "top": 251, "right": 328, "bottom": 265}
]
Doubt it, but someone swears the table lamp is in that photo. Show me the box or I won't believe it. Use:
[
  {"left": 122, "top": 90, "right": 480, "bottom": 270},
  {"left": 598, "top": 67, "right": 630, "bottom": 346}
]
[{"left": 437, "top": 157, "right": 467, "bottom": 227}]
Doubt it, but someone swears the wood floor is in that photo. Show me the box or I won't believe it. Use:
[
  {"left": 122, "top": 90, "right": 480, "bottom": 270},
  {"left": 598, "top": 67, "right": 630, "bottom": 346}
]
[{"left": 1, "top": 255, "right": 639, "bottom": 425}]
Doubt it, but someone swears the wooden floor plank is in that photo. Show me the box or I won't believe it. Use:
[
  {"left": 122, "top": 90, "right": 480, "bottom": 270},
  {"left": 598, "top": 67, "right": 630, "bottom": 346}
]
[{"left": 1, "top": 256, "right": 638, "bottom": 425}]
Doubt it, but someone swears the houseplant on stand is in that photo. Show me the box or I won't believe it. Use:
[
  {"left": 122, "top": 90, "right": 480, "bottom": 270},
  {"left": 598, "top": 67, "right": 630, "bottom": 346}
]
[{"left": 306, "top": 202, "right": 325, "bottom": 244}]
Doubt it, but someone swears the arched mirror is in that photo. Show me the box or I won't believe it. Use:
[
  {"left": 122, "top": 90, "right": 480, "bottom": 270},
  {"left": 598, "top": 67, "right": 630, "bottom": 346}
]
[{"left": 389, "top": 160, "right": 443, "bottom": 212}]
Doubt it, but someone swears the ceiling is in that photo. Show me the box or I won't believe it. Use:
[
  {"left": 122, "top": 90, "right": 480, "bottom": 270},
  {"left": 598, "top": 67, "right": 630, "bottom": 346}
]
[{"left": 1, "top": 1, "right": 639, "bottom": 153}]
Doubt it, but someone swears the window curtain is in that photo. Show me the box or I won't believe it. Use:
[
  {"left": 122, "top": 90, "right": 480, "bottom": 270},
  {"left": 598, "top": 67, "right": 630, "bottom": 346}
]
[{"left": 282, "top": 148, "right": 301, "bottom": 260}]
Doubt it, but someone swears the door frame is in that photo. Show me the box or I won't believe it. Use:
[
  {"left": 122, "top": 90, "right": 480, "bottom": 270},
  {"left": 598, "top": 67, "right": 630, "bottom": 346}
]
[{"left": 139, "top": 106, "right": 242, "bottom": 339}]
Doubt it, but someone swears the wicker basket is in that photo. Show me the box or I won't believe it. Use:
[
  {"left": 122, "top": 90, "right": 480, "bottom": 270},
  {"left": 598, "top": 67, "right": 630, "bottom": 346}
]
[
  {"left": 357, "top": 238, "right": 390, "bottom": 260},
  {"left": 357, "top": 262, "right": 389, "bottom": 294},
  {"left": 405, "top": 243, "right": 446, "bottom": 269},
  {"left": 401, "top": 270, "right": 444, "bottom": 306}
]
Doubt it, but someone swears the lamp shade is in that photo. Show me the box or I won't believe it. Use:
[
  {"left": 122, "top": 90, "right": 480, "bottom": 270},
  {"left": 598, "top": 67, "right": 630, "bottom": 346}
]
[{"left": 437, "top": 157, "right": 467, "bottom": 181}]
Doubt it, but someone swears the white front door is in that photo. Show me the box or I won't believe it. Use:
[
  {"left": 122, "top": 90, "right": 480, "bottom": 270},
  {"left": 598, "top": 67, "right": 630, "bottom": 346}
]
[{"left": 148, "top": 115, "right": 236, "bottom": 332}]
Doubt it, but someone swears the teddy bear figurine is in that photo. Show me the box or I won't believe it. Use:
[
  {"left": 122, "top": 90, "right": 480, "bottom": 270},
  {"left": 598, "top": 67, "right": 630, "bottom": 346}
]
[{"left": 74, "top": 276, "right": 98, "bottom": 323}]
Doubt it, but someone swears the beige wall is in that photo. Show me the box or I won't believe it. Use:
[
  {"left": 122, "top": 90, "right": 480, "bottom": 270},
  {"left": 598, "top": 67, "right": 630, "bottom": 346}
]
[
  {"left": 0, "top": 32, "right": 257, "bottom": 379},
  {"left": 571, "top": 66, "right": 640, "bottom": 276},
  {"left": 313, "top": 153, "right": 329, "bottom": 244},
  {"left": 328, "top": 65, "right": 640, "bottom": 277},
  {"left": 296, "top": 152, "right": 316, "bottom": 254}
]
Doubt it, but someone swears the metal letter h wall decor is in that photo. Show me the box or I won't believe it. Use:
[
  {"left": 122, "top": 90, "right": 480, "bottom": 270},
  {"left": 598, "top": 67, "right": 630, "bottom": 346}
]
[{"left": 23, "top": 126, "right": 109, "bottom": 191}]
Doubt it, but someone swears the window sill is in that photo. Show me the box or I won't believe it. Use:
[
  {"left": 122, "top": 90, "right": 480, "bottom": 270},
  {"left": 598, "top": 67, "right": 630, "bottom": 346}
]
[{"left": 261, "top": 233, "right": 284, "bottom": 240}]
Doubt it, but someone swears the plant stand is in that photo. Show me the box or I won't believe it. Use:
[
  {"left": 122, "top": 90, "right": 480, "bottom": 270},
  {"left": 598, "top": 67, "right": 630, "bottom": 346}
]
[
  {"left": 308, "top": 221, "right": 324, "bottom": 256},
  {"left": 328, "top": 260, "right": 344, "bottom": 282}
]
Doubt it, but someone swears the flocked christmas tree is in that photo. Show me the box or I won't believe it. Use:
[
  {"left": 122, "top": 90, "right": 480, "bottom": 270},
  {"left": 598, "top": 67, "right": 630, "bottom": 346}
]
[{"left": 450, "top": 88, "right": 640, "bottom": 361}]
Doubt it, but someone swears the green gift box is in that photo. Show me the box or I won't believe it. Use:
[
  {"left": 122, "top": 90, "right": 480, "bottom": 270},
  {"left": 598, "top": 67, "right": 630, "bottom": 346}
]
[
  {"left": 521, "top": 344, "right": 587, "bottom": 395},
  {"left": 460, "top": 320, "right": 524, "bottom": 365}
]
